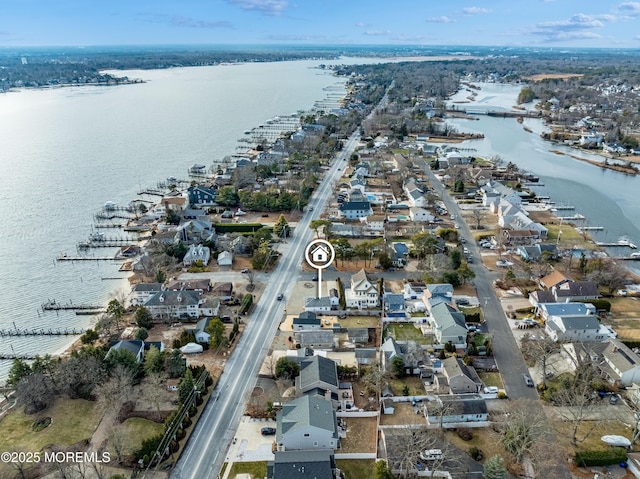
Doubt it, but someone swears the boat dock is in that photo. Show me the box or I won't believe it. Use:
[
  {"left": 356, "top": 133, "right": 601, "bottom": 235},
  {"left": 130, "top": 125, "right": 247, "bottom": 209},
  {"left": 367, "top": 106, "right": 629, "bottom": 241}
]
[
  {"left": 558, "top": 214, "right": 585, "bottom": 221},
  {"left": 595, "top": 241, "right": 638, "bottom": 249},
  {"left": 576, "top": 226, "right": 604, "bottom": 231},
  {"left": 57, "top": 254, "right": 122, "bottom": 262},
  {"left": 94, "top": 223, "right": 126, "bottom": 228},
  {"left": 0, "top": 327, "right": 85, "bottom": 337},
  {"left": 551, "top": 205, "right": 575, "bottom": 211},
  {"left": 42, "top": 300, "right": 103, "bottom": 311}
]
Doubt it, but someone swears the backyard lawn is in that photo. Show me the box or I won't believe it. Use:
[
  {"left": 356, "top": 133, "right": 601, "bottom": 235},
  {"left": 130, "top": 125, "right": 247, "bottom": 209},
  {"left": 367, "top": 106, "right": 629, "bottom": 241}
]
[
  {"left": 118, "top": 417, "right": 165, "bottom": 456},
  {"left": 385, "top": 322, "right": 430, "bottom": 344},
  {"left": 338, "top": 417, "right": 378, "bottom": 453},
  {"left": 388, "top": 377, "right": 426, "bottom": 397},
  {"left": 228, "top": 461, "right": 268, "bottom": 478},
  {"left": 336, "top": 459, "right": 375, "bottom": 479},
  {"left": 477, "top": 371, "right": 504, "bottom": 389}
]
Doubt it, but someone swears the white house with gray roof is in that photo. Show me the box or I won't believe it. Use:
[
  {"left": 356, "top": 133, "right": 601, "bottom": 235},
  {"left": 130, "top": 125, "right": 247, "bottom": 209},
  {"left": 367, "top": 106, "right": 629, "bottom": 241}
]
[
  {"left": 183, "top": 244, "right": 211, "bottom": 266},
  {"left": 338, "top": 201, "right": 373, "bottom": 220},
  {"left": 294, "top": 330, "right": 335, "bottom": 349},
  {"left": 275, "top": 395, "right": 339, "bottom": 451},
  {"left": 429, "top": 302, "right": 468, "bottom": 345},
  {"left": 144, "top": 290, "right": 201, "bottom": 320},
  {"left": 296, "top": 355, "right": 339, "bottom": 400},
  {"left": 304, "top": 297, "right": 332, "bottom": 313},
  {"left": 545, "top": 314, "right": 607, "bottom": 342},
  {"left": 345, "top": 269, "right": 379, "bottom": 309},
  {"left": 130, "top": 282, "right": 164, "bottom": 306},
  {"left": 584, "top": 338, "right": 640, "bottom": 388},
  {"left": 293, "top": 311, "right": 322, "bottom": 331}
]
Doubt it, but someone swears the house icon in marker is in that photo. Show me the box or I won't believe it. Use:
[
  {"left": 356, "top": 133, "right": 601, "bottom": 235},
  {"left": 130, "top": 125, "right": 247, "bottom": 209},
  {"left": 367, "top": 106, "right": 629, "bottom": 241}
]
[{"left": 310, "top": 243, "right": 331, "bottom": 264}]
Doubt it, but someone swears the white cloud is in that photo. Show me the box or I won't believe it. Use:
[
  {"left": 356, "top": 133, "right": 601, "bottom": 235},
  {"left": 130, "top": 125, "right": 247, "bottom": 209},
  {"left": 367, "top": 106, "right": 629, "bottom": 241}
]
[
  {"left": 226, "top": 0, "right": 288, "bottom": 16},
  {"left": 462, "top": 7, "right": 490, "bottom": 15},
  {"left": 537, "top": 13, "right": 605, "bottom": 30},
  {"left": 617, "top": 2, "right": 640, "bottom": 16},
  {"left": 170, "top": 16, "right": 235, "bottom": 29},
  {"left": 355, "top": 22, "right": 369, "bottom": 28},
  {"left": 426, "top": 16, "right": 455, "bottom": 23}
]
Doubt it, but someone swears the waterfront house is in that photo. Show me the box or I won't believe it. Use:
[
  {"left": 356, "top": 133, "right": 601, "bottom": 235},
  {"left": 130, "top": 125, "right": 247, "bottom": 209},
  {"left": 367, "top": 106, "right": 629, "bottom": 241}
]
[
  {"left": 188, "top": 185, "right": 217, "bottom": 206},
  {"left": 130, "top": 282, "right": 164, "bottom": 306},
  {"left": 275, "top": 395, "right": 339, "bottom": 452},
  {"left": 162, "top": 196, "right": 187, "bottom": 212},
  {"left": 165, "top": 278, "right": 211, "bottom": 294},
  {"left": 539, "top": 270, "right": 572, "bottom": 289},
  {"left": 106, "top": 340, "right": 145, "bottom": 363},
  {"left": 344, "top": 269, "right": 379, "bottom": 309},
  {"left": 183, "top": 244, "right": 210, "bottom": 266},
  {"left": 144, "top": 290, "right": 201, "bottom": 320},
  {"left": 176, "top": 219, "right": 215, "bottom": 244}
]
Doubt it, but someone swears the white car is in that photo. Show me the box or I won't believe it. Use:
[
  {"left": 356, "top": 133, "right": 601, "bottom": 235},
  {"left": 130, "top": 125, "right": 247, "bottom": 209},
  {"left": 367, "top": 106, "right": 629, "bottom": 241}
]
[{"left": 483, "top": 386, "right": 499, "bottom": 394}]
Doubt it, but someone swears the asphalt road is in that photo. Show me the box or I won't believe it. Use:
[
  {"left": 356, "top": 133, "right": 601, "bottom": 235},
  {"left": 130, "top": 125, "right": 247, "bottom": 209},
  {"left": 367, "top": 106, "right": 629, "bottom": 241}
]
[
  {"left": 168, "top": 130, "right": 362, "bottom": 479},
  {"left": 420, "top": 164, "right": 537, "bottom": 400}
]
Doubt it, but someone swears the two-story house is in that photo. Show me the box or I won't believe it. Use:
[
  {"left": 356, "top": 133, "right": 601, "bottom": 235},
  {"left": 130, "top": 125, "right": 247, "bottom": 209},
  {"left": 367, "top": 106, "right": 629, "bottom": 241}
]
[
  {"left": 183, "top": 244, "right": 211, "bottom": 266},
  {"left": 345, "top": 269, "right": 379, "bottom": 309},
  {"left": 143, "top": 290, "right": 201, "bottom": 320},
  {"left": 188, "top": 185, "right": 217, "bottom": 206},
  {"left": 130, "top": 282, "right": 164, "bottom": 306},
  {"left": 440, "top": 357, "right": 482, "bottom": 394},
  {"left": 275, "top": 395, "right": 339, "bottom": 451},
  {"left": 338, "top": 201, "right": 373, "bottom": 220},
  {"left": 429, "top": 302, "right": 468, "bottom": 345}
]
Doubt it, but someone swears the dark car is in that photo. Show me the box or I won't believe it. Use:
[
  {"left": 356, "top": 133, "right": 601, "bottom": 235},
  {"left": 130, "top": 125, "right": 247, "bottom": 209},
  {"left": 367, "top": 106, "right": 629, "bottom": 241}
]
[
  {"left": 312, "top": 276, "right": 318, "bottom": 281},
  {"left": 277, "top": 293, "right": 284, "bottom": 301},
  {"left": 261, "top": 427, "right": 276, "bottom": 436}
]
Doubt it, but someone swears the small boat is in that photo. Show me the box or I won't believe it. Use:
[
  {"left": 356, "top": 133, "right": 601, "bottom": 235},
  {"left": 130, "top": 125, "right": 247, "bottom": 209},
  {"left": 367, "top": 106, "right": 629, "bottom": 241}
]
[
  {"left": 89, "top": 232, "right": 106, "bottom": 241},
  {"left": 104, "top": 201, "right": 117, "bottom": 210},
  {"left": 601, "top": 435, "right": 631, "bottom": 447}
]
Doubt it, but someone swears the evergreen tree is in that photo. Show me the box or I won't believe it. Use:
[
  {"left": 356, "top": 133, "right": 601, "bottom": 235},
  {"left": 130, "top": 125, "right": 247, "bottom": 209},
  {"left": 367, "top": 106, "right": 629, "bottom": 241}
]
[
  {"left": 178, "top": 369, "right": 194, "bottom": 406},
  {"left": 483, "top": 455, "right": 506, "bottom": 479},
  {"left": 273, "top": 214, "right": 290, "bottom": 238}
]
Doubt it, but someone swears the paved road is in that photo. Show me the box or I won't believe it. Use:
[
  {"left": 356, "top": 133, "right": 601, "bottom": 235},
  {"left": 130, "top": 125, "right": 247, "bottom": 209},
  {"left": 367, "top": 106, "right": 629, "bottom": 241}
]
[
  {"left": 169, "top": 130, "right": 362, "bottom": 479},
  {"left": 420, "top": 164, "right": 537, "bottom": 400}
]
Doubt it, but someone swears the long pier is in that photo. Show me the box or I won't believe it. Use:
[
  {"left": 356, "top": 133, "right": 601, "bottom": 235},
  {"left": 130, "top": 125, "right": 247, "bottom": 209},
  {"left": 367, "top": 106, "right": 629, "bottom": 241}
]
[
  {"left": 42, "top": 300, "right": 103, "bottom": 311},
  {"left": 0, "top": 353, "right": 46, "bottom": 360},
  {"left": 0, "top": 327, "right": 85, "bottom": 337},
  {"left": 57, "top": 254, "right": 122, "bottom": 262},
  {"left": 596, "top": 241, "right": 637, "bottom": 249}
]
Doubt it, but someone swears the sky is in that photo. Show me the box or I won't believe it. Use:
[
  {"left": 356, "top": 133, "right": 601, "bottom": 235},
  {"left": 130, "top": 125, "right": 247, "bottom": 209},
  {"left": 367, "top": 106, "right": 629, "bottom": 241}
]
[{"left": 1, "top": 0, "right": 640, "bottom": 48}]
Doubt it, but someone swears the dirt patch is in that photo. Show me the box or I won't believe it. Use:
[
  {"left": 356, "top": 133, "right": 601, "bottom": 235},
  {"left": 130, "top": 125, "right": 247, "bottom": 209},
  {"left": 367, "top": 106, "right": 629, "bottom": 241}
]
[
  {"left": 339, "top": 417, "right": 378, "bottom": 453},
  {"left": 379, "top": 402, "right": 426, "bottom": 426}
]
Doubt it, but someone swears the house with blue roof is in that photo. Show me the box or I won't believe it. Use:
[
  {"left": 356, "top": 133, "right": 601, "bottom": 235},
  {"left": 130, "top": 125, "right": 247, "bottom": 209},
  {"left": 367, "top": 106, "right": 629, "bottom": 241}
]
[{"left": 188, "top": 185, "right": 217, "bottom": 206}]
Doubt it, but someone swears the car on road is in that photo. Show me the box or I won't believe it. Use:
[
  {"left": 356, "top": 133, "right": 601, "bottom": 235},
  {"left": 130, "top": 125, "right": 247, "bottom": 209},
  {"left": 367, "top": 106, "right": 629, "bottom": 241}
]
[
  {"left": 311, "top": 276, "right": 318, "bottom": 281},
  {"left": 460, "top": 237, "right": 466, "bottom": 243},
  {"left": 454, "top": 224, "right": 460, "bottom": 229},
  {"left": 523, "top": 374, "right": 534, "bottom": 387},
  {"left": 463, "top": 247, "right": 469, "bottom": 254},
  {"left": 610, "top": 394, "right": 619, "bottom": 405},
  {"left": 261, "top": 427, "right": 276, "bottom": 436},
  {"left": 467, "top": 256, "right": 473, "bottom": 263},
  {"left": 277, "top": 293, "right": 284, "bottom": 301},
  {"left": 309, "top": 207, "right": 314, "bottom": 211},
  {"left": 241, "top": 269, "right": 250, "bottom": 273}
]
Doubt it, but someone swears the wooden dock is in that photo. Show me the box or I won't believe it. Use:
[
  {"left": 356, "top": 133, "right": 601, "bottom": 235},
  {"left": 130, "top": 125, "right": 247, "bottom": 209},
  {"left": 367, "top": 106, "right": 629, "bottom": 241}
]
[
  {"left": 57, "top": 254, "right": 122, "bottom": 262},
  {"left": 42, "top": 300, "right": 103, "bottom": 311},
  {"left": 0, "top": 327, "right": 85, "bottom": 337}
]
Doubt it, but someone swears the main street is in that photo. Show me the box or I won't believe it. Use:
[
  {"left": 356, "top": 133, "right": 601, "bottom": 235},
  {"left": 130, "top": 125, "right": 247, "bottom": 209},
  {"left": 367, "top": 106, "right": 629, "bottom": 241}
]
[{"left": 169, "top": 130, "right": 362, "bottom": 479}]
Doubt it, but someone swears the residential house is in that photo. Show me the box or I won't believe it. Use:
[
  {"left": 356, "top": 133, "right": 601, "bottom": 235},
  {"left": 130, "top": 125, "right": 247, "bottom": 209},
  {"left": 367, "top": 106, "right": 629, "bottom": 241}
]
[
  {"left": 481, "top": 180, "right": 521, "bottom": 210},
  {"left": 355, "top": 349, "right": 377, "bottom": 367},
  {"left": 304, "top": 297, "right": 332, "bottom": 314},
  {"left": 106, "top": 340, "right": 145, "bottom": 363},
  {"left": 162, "top": 196, "right": 187, "bottom": 212},
  {"left": 188, "top": 317, "right": 212, "bottom": 344},
  {"left": 177, "top": 220, "right": 215, "bottom": 244},
  {"left": 537, "top": 302, "right": 596, "bottom": 322},
  {"left": 347, "top": 328, "right": 369, "bottom": 345},
  {"left": 293, "top": 311, "right": 322, "bottom": 331},
  {"left": 516, "top": 244, "right": 557, "bottom": 262},
  {"left": 429, "top": 302, "right": 468, "bottom": 345},
  {"left": 585, "top": 338, "right": 640, "bottom": 387},
  {"left": 391, "top": 242, "right": 409, "bottom": 268},
  {"left": 183, "top": 244, "right": 211, "bottom": 266},
  {"left": 440, "top": 357, "right": 482, "bottom": 394},
  {"left": 362, "top": 214, "right": 385, "bottom": 233},
  {"left": 144, "top": 290, "right": 201, "bottom": 320},
  {"left": 425, "top": 395, "right": 488, "bottom": 424},
  {"left": 217, "top": 251, "right": 233, "bottom": 266},
  {"left": 345, "top": 269, "right": 379, "bottom": 309},
  {"left": 552, "top": 281, "right": 600, "bottom": 302},
  {"left": 267, "top": 450, "right": 340, "bottom": 479},
  {"left": 293, "top": 330, "right": 335, "bottom": 349},
  {"left": 275, "top": 395, "right": 339, "bottom": 451},
  {"left": 188, "top": 185, "right": 217, "bottom": 206},
  {"left": 130, "top": 282, "right": 164, "bottom": 306},
  {"left": 338, "top": 201, "right": 373, "bottom": 220},
  {"left": 296, "top": 355, "right": 339, "bottom": 402},
  {"left": 539, "top": 271, "right": 572, "bottom": 289},
  {"left": 422, "top": 283, "right": 455, "bottom": 311},
  {"left": 384, "top": 293, "right": 406, "bottom": 317},
  {"left": 211, "top": 282, "right": 233, "bottom": 300},
  {"left": 199, "top": 297, "right": 221, "bottom": 317},
  {"left": 403, "top": 179, "right": 427, "bottom": 208},
  {"left": 409, "top": 207, "right": 434, "bottom": 222},
  {"left": 504, "top": 230, "right": 541, "bottom": 246},
  {"left": 381, "top": 337, "right": 405, "bottom": 372},
  {"left": 404, "top": 282, "right": 427, "bottom": 299},
  {"left": 165, "top": 278, "right": 211, "bottom": 294},
  {"left": 545, "top": 314, "right": 607, "bottom": 342}
]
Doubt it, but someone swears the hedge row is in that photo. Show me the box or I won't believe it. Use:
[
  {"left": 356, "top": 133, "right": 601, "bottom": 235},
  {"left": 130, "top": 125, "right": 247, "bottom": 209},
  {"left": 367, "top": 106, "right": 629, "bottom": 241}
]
[{"left": 575, "top": 448, "right": 627, "bottom": 467}]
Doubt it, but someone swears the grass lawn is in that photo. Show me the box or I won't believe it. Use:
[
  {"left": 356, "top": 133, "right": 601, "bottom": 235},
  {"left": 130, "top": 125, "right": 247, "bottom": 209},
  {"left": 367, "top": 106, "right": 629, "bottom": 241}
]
[
  {"left": 386, "top": 322, "right": 429, "bottom": 344},
  {"left": 379, "top": 402, "right": 426, "bottom": 426},
  {"left": 477, "top": 371, "right": 504, "bottom": 388},
  {"left": 610, "top": 297, "right": 640, "bottom": 315},
  {"left": 338, "top": 316, "right": 380, "bottom": 328},
  {"left": 444, "top": 427, "right": 512, "bottom": 469},
  {"left": 552, "top": 419, "right": 638, "bottom": 454},
  {"left": 228, "top": 461, "right": 268, "bottom": 478},
  {"left": 2, "top": 398, "right": 101, "bottom": 451},
  {"left": 388, "top": 377, "right": 425, "bottom": 397},
  {"left": 473, "top": 333, "right": 489, "bottom": 347},
  {"left": 336, "top": 459, "right": 375, "bottom": 479},
  {"left": 119, "top": 417, "right": 165, "bottom": 456},
  {"left": 0, "top": 398, "right": 103, "bottom": 478}
]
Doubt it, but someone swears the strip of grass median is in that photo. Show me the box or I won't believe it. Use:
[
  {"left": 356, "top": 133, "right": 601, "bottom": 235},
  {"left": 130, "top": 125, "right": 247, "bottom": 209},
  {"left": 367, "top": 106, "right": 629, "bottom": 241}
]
[{"left": 228, "top": 461, "right": 268, "bottom": 478}]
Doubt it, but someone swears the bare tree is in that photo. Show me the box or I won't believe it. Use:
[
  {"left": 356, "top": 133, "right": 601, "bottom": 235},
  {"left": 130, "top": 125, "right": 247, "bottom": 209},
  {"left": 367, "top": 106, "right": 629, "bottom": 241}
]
[
  {"left": 553, "top": 364, "right": 600, "bottom": 446},
  {"left": 94, "top": 364, "right": 135, "bottom": 416},
  {"left": 243, "top": 269, "right": 257, "bottom": 289},
  {"left": 520, "top": 334, "right": 560, "bottom": 389},
  {"left": 141, "top": 372, "right": 166, "bottom": 421},
  {"left": 15, "top": 372, "right": 51, "bottom": 414},
  {"left": 470, "top": 208, "right": 487, "bottom": 230},
  {"left": 361, "top": 359, "right": 389, "bottom": 399},
  {"left": 499, "top": 400, "right": 548, "bottom": 463},
  {"left": 107, "top": 427, "right": 127, "bottom": 464},
  {"left": 587, "top": 258, "right": 628, "bottom": 295}
]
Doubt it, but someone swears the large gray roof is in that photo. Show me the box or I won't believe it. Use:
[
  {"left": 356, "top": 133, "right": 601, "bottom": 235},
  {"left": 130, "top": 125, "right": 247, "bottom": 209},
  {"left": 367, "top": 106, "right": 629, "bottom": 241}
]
[
  {"left": 268, "top": 450, "right": 335, "bottom": 479},
  {"left": 299, "top": 356, "right": 338, "bottom": 389},
  {"left": 276, "top": 395, "right": 338, "bottom": 441}
]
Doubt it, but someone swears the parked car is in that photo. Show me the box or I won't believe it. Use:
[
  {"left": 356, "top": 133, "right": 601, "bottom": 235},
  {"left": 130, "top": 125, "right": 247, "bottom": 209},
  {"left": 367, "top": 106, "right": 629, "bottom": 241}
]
[
  {"left": 241, "top": 268, "right": 250, "bottom": 273},
  {"left": 312, "top": 276, "right": 318, "bottom": 281},
  {"left": 483, "top": 386, "right": 499, "bottom": 394},
  {"left": 261, "top": 427, "right": 276, "bottom": 436},
  {"left": 419, "top": 449, "right": 443, "bottom": 461},
  {"left": 523, "top": 374, "right": 534, "bottom": 387},
  {"left": 610, "top": 394, "right": 619, "bottom": 405},
  {"left": 467, "top": 256, "right": 473, "bottom": 263}
]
